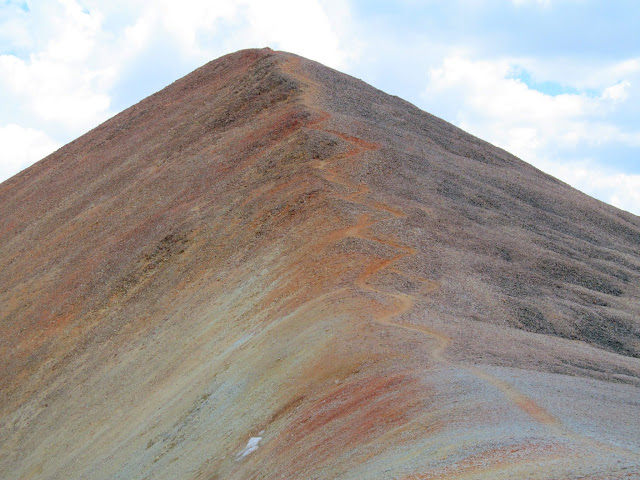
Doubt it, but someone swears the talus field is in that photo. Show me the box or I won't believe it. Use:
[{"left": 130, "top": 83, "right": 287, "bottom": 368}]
[{"left": 1, "top": 48, "right": 639, "bottom": 479}]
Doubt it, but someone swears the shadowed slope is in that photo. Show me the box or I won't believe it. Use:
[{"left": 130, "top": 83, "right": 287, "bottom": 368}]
[{"left": 1, "top": 48, "right": 639, "bottom": 479}]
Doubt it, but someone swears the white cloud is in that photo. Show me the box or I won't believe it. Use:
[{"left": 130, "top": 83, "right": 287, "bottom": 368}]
[
  {"left": 538, "top": 157, "right": 640, "bottom": 215},
  {"left": 0, "top": 5, "right": 31, "bottom": 51},
  {"left": 602, "top": 80, "right": 631, "bottom": 102},
  {"left": 0, "top": 53, "right": 114, "bottom": 130},
  {"left": 0, "top": 0, "right": 115, "bottom": 133},
  {"left": 0, "top": 124, "right": 60, "bottom": 179},
  {"left": 237, "top": 0, "right": 355, "bottom": 68},
  {"left": 521, "top": 57, "right": 640, "bottom": 91},
  {"left": 117, "top": 0, "right": 355, "bottom": 69},
  {"left": 0, "top": 0, "right": 357, "bottom": 183},
  {"left": 422, "top": 55, "right": 640, "bottom": 215}
]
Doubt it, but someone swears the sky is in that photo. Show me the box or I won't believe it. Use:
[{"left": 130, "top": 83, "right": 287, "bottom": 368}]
[{"left": 1, "top": 0, "right": 639, "bottom": 215}]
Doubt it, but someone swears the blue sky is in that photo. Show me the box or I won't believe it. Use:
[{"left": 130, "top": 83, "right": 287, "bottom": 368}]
[{"left": 1, "top": 0, "right": 639, "bottom": 214}]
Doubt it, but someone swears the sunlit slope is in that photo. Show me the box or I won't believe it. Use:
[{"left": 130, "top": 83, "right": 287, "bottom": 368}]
[{"left": 1, "top": 48, "right": 639, "bottom": 479}]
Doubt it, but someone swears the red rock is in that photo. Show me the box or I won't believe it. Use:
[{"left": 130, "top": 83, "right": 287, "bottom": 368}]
[{"left": 1, "top": 48, "right": 638, "bottom": 479}]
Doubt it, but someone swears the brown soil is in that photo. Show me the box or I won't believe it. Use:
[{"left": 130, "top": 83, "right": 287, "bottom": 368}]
[{"left": 1, "top": 48, "right": 639, "bottom": 479}]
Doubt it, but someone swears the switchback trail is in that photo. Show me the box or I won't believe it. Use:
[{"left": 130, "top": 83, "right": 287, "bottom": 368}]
[{"left": 282, "top": 56, "right": 636, "bottom": 460}]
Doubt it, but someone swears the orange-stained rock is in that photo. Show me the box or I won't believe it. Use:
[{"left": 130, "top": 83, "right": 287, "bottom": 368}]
[{"left": 1, "top": 48, "right": 639, "bottom": 479}]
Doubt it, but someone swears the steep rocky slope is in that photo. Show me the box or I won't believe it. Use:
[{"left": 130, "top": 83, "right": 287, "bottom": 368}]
[{"left": 1, "top": 48, "right": 639, "bottom": 479}]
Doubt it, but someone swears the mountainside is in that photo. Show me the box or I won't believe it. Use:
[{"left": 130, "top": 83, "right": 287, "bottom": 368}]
[{"left": 1, "top": 48, "right": 639, "bottom": 479}]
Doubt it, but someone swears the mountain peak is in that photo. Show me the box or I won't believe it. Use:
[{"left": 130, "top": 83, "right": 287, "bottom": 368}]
[{"left": 1, "top": 49, "right": 639, "bottom": 479}]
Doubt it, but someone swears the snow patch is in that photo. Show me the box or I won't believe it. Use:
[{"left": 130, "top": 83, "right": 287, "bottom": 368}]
[{"left": 236, "top": 436, "right": 262, "bottom": 459}]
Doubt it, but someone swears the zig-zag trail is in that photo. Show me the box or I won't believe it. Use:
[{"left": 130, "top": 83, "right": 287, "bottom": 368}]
[{"left": 282, "top": 56, "right": 636, "bottom": 462}]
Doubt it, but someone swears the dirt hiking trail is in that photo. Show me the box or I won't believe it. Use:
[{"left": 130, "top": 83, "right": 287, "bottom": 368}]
[{"left": 282, "top": 56, "right": 637, "bottom": 460}]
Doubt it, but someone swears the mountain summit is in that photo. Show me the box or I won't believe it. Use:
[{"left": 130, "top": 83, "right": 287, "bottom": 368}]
[{"left": 1, "top": 48, "right": 639, "bottom": 479}]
